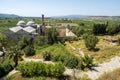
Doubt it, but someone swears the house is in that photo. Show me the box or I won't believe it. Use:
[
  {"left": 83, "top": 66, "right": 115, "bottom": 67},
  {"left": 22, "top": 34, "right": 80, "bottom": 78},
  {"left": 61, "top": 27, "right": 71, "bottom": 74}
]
[{"left": 58, "top": 28, "right": 77, "bottom": 38}]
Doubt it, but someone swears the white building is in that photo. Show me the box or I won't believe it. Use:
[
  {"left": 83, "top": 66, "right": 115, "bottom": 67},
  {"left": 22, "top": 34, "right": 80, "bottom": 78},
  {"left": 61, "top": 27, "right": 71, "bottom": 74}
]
[{"left": 4, "top": 21, "right": 39, "bottom": 40}]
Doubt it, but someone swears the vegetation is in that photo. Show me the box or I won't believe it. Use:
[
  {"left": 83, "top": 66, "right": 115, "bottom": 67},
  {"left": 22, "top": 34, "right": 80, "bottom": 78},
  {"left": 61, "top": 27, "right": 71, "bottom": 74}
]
[
  {"left": 43, "top": 51, "right": 52, "bottom": 61},
  {"left": 93, "top": 23, "right": 107, "bottom": 35},
  {"left": 98, "top": 68, "right": 120, "bottom": 80},
  {"left": 24, "top": 45, "right": 35, "bottom": 56},
  {"left": 17, "top": 62, "right": 65, "bottom": 77},
  {"left": 2, "top": 72, "right": 64, "bottom": 80},
  {"left": 7, "top": 45, "right": 22, "bottom": 67},
  {"left": 18, "top": 35, "right": 31, "bottom": 49},
  {"left": 117, "top": 38, "right": 120, "bottom": 45},
  {"left": 107, "top": 24, "right": 120, "bottom": 35},
  {"left": 0, "top": 57, "right": 13, "bottom": 77},
  {"left": 68, "top": 26, "right": 85, "bottom": 37},
  {"left": 46, "top": 27, "right": 59, "bottom": 44},
  {"left": 41, "top": 43, "right": 81, "bottom": 69},
  {"left": 84, "top": 35, "right": 99, "bottom": 50},
  {"left": 0, "top": 33, "right": 7, "bottom": 50},
  {"left": 34, "top": 35, "right": 48, "bottom": 46},
  {"left": 80, "top": 55, "right": 94, "bottom": 70},
  {"left": 18, "top": 35, "right": 35, "bottom": 56}
]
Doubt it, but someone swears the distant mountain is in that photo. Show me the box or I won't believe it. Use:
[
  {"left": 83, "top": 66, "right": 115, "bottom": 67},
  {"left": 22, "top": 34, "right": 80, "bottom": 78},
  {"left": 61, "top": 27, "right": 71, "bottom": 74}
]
[
  {"left": 0, "top": 13, "right": 20, "bottom": 18},
  {"left": 51, "top": 15, "right": 88, "bottom": 19}
]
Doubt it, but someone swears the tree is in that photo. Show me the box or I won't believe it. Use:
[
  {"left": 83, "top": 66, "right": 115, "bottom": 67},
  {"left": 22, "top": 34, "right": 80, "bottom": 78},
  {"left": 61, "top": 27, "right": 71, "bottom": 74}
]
[
  {"left": 24, "top": 45, "right": 35, "bottom": 56},
  {"left": 34, "top": 35, "right": 48, "bottom": 46},
  {"left": 93, "top": 23, "right": 107, "bottom": 35},
  {"left": 7, "top": 45, "right": 22, "bottom": 67},
  {"left": 69, "top": 26, "right": 85, "bottom": 37},
  {"left": 107, "top": 24, "right": 120, "bottom": 35},
  {"left": 18, "top": 35, "right": 31, "bottom": 49},
  {"left": 43, "top": 51, "right": 52, "bottom": 61},
  {"left": 64, "top": 56, "right": 79, "bottom": 79},
  {"left": 46, "top": 27, "right": 59, "bottom": 44},
  {"left": 0, "top": 33, "right": 7, "bottom": 51},
  {"left": 65, "top": 56, "right": 79, "bottom": 69},
  {"left": 84, "top": 35, "right": 99, "bottom": 50}
]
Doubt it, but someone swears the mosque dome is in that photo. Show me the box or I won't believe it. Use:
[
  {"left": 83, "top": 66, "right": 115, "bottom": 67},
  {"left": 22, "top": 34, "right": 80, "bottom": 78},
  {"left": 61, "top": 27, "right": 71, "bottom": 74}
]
[
  {"left": 17, "top": 21, "right": 26, "bottom": 26},
  {"left": 26, "top": 21, "right": 35, "bottom": 26}
]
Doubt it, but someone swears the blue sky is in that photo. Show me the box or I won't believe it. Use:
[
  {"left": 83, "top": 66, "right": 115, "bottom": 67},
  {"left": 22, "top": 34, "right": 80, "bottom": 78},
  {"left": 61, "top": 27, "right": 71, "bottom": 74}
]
[{"left": 0, "top": 0, "right": 120, "bottom": 17}]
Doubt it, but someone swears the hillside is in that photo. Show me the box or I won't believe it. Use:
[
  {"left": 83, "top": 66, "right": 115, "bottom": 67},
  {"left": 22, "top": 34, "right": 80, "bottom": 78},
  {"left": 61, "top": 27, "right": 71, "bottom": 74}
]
[
  {"left": 51, "top": 15, "right": 88, "bottom": 19},
  {"left": 0, "top": 13, "right": 20, "bottom": 18}
]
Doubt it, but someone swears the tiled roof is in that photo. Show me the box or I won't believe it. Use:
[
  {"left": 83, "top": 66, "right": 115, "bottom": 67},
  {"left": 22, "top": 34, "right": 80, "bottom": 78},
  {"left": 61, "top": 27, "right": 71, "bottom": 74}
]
[
  {"left": 9, "top": 26, "right": 23, "bottom": 33},
  {"left": 66, "top": 28, "right": 77, "bottom": 37},
  {"left": 23, "top": 26, "right": 36, "bottom": 33}
]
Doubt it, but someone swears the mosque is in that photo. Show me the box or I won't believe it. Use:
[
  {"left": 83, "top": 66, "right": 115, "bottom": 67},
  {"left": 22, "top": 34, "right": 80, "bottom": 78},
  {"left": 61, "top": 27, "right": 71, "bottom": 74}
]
[
  {"left": 4, "top": 15, "right": 46, "bottom": 40},
  {"left": 4, "top": 15, "right": 76, "bottom": 40}
]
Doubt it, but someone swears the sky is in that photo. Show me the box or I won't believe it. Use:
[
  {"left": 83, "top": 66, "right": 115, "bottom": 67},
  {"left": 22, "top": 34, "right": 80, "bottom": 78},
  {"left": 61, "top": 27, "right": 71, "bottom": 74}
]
[{"left": 0, "top": 0, "right": 120, "bottom": 17}]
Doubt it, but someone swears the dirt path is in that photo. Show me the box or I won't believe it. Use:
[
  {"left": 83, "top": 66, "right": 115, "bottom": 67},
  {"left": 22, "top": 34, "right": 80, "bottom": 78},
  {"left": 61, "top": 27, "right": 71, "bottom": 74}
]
[
  {"left": 22, "top": 56, "right": 53, "bottom": 64},
  {"left": 64, "top": 56, "right": 120, "bottom": 80},
  {"left": 78, "top": 48, "right": 84, "bottom": 57},
  {"left": 69, "top": 44, "right": 85, "bottom": 57},
  {"left": 84, "top": 56, "right": 120, "bottom": 80},
  {"left": 7, "top": 69, "right": 19, "bottom": 77}
]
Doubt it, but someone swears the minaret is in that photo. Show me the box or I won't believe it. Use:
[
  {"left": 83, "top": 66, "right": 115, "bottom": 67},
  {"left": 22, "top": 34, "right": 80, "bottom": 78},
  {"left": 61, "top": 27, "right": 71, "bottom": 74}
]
[
  {"left": 42, "top": 14, "right": 45, "bottom": 25},
  {"left": 39, "top": 14, "right": 45, "bottom": 35}
]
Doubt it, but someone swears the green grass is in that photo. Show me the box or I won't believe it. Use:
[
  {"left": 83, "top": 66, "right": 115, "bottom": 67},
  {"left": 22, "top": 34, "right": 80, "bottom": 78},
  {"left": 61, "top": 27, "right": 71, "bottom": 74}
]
[
  {"left": 65, "top": 36, "right": 120, "bottom": 63},
  {"left": 3, "top": 72, "right": 57, "bottom": 80},
  {"left": 34, "top": 43, "right": 73, "bottom": 58},
  {"left": 91, "top": 45, "right": 120, "bottom": 63}
]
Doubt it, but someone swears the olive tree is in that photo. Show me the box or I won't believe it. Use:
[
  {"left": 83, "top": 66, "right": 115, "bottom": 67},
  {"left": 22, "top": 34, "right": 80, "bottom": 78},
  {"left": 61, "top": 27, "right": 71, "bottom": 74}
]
[{"left": 84, "top": 35, "right": 99, "bottom": 50}]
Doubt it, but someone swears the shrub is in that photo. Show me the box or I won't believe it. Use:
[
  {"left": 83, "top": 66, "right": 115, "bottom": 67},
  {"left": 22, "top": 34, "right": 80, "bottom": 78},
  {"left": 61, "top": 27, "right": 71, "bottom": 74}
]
[
  {"left": 17, "top": 62, "right": 65, "bottom": 77},
  {"left": 17, "top": 62, "right": 44, "bottom": 77},
  {"left": 84, "top": 35, "right": 99, "bottom": 50},
  {"left": 79, "top": 55, "right": 94, "bottom": 70},
  {"left": 51, "top": 62, "right": 65, "bottom": 77},
  {"left": 18, "top": 35, "right": 30, "bottom": 49},
  {"left": 65, "top": 36, "right": 79, "bottom": 41},
  {"left": 43, "top": 51, "right": 52, "bottom": 61},
  {"left": 42, "top": 43, "right": 81, "bottom": 69},
  {"left": 34, "top": 35, "right": 48, "bottom": 46},
  {"left": 107, "top": 24, "right": 120, "bottom": 35},
  {"left": 117, "top": 38, "right": 120, "bottom": 45},
  {"left": 93, "top": 23, "right": 107, "bottom": 35},
  {"left": 0, "top": 58, "right": 13, "bottom": 77},
  {"left": 0, "top": 65, "right": 5, "bottom": 77},
  {"left": 24, "top": 45, "right": 35, "bottom": 56},
  {"left": 46, "top": 27, "right": 59, "bottom": 44},
  {"left": 64, "top": 56, "right": 79, "bottom": 69}
]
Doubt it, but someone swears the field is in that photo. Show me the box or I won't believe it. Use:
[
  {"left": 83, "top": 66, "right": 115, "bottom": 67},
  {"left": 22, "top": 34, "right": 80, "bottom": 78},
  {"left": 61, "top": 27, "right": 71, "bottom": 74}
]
[
  {"left": 98, "top": 68, "right": 120, "bottom": 80},
  {"left": 65, "top": 36, "right": 120, "bottom": 63}
]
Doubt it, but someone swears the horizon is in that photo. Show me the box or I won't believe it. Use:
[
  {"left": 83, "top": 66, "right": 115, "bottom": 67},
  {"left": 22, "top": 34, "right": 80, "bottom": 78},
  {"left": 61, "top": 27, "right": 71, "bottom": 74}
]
[{"left": 0, "top": 0, "right": 120, "bottom": 17}]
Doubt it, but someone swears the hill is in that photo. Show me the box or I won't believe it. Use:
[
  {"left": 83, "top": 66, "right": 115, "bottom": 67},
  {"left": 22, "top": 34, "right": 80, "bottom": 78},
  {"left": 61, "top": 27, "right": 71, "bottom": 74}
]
[
  {"left": 0, "top": 13, "right": 20, "bottom": 18},
  {"left": 52, "top": 15, "right": 88, "bottom": 19}
]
